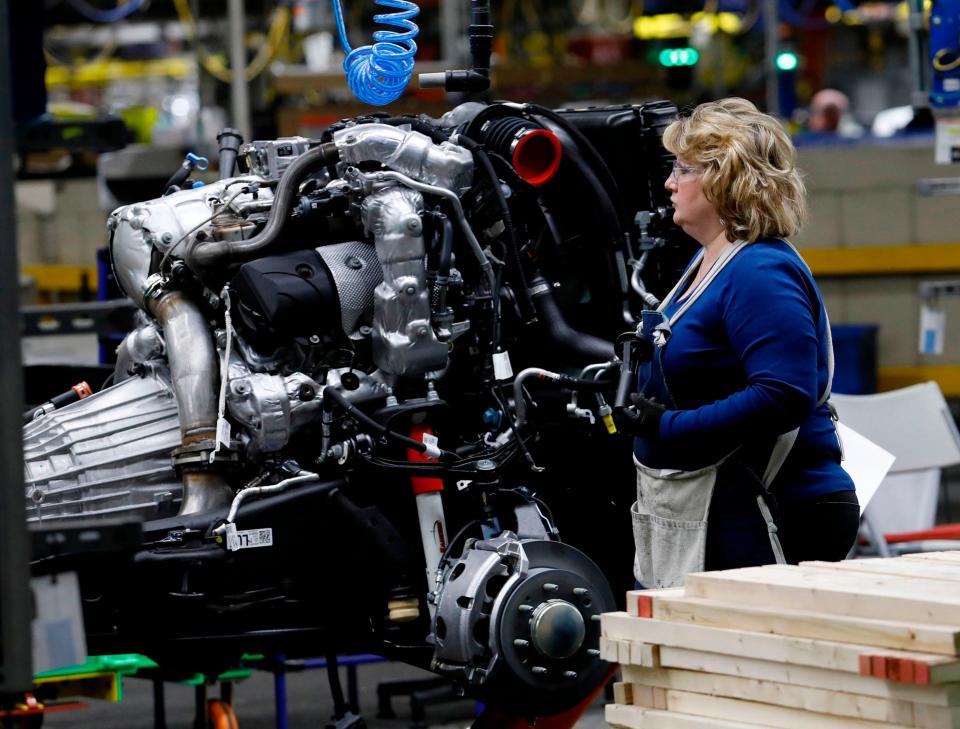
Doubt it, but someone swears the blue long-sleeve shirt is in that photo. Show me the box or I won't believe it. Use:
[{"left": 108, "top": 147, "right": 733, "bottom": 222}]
[{"left": 634, "top": 239, "right": 854, "bottom": 504}]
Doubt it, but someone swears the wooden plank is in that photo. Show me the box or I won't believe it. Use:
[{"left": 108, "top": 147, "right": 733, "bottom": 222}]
[
  {"left": 665, "top": 690, "right": 916, "bottom": 729},
  {"left": 902, "top": 552, "right": 960, "bottom": 564},
  {"left": 600, "top": 636, "right": 620, "bottom": 663},
  {"left": 602, "top": 612, "right": 960, "bottom": 684},
  {"left": 614, "top": 681, "right": 634, "bottom": 706},
  {"left": 629, "top": 588, "right": 684, "bottom": 618},
  {"left": 630, "top": 642, "right": 661, "bottom": 668},
  {"left": 622, "top": 666, "right": 960, "bottom": 728},
  {"left": 684, "top": 564, "right": 960, "bottom": 626},
  {"left": 605, "top": 703, "right": 763, "bottom": 729},
  {"left": 646, "top": 593, "right": 960, "bottom": 655},
  {"left": 802, "top": 558, "right": 960, "bottom": 583},
  {"left": 657, "top": 646, "right": 960, "bottom": 707}
]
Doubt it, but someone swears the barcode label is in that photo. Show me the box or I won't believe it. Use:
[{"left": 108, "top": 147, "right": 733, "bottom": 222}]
[{"left": 226, "top": 526, "right": 274, "bottom": 552}]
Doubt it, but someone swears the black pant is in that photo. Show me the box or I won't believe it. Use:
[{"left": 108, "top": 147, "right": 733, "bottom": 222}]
[
  {"left": 705, "top": 464, "right": 860, "bottom": 571},
  {"left": 778, "top": 490, "right": 861, "bottom": 564}
]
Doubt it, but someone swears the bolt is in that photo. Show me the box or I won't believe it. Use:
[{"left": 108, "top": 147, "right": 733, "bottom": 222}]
[
  {"left": 416, "top": 326, "right": 430, "bottom": 338},
  {"left": 344, "top": 134, "right": 357, "bottom": 144},
  {"left": 519, "top": 604, "right": 533, "bottom": 613},
  {"left": 232, "top": 380, "right": 251, "bottom": 396},
  {"left": 405, "top": 285, "right": 417, "bottom": 296},
  {"left": 543, "top": 583, "right": 559, "bottom": 592},
  {"left": 564, "top": 671, "right": 578, "bottom": 679},
  {"left": 513, "top": 639, "right": 529, "bottom": 647},
  {"left": 345, "top": 255, "right": 364, "bottom": 270},
  {"left": 208, "top": 293, "right": 220, "bottom": 308},
  {"left": 531, "top": 666, "right": 547, "bottom": 675},
  {"left": 358, "top": 325, "right": 373, "bottom": 336},
  {"left": 573, "top": 588, "right": 589, "bottom": 596},
  {"left": 309, "top": 335, "right": 321, "bottom": 344},
  {"left": 405, "top": 216, "right": 422, "bottom": 233},
  {"left": 161, "top": 232, "right": 174, "bottom": 245}
]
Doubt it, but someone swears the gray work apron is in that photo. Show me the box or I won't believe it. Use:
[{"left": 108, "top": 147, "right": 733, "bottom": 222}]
[{"left": 631, "top": 239, "right": 834, "bottom": 588}]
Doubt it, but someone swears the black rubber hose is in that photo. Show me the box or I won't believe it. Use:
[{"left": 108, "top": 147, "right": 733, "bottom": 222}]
[
  {"left": 524, "top": 103, "right": 626, "bottom": 231},
  {"left": 187, "top": 142, "right": 340, "bottom": 269},
  {"left": 528, "top": 274, "right": 616, "bottom": 363},
  {"left": 457, "top": 135, "right": 535, "bottom": 316},
  {"left": 544, "top": 134, "right": 622, "bottom": 247},
  {"left": 436, "top": 213, "right": 453, "bottom": 276},
  {"left": 216, "top": 128, "right": 243, "bottom": 180},
  {"left": 322, "top": 387, "right": 459, "bottom": 462}
]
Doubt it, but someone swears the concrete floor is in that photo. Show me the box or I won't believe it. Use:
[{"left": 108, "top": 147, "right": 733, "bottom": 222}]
[{"left": 41, "top": 662, "right": 610, "bottom": 729}]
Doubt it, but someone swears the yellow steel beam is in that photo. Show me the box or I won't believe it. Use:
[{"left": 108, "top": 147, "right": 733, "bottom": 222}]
[
  {"left": 878, "top": 365, "right": 960, "bottom": 396},
  {"left": 22, "top": 265, "right": 98, "bottom": 293},
  {"left": 803, "top": 244, "right": 960, "bottom": 277}
]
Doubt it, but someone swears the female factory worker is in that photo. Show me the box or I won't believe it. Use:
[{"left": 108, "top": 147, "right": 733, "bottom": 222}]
[{"left": 616, "top": 97, "right": 859, "bottom": 588}]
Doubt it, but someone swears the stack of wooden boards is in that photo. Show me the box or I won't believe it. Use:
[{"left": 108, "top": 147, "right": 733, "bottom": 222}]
[{"left": 602, "top": 552, "right": 960, "bottom": 729}]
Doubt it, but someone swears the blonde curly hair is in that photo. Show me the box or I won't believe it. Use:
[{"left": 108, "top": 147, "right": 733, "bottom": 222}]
[{"left": 662, "top": 97, "right": 807, "bottom": 244}]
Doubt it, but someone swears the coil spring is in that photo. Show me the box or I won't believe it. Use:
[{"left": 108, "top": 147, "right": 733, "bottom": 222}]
[{"left": 332, "top": 0, "right": 420, "bottom": 106}]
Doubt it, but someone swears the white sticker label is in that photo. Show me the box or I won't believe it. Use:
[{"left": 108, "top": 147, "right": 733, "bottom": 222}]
[
  {"left": 226, "top": 526, "right": 274, "bottom": 552},
  {"left": 31, "top": 572, "right": 88, "bottom": 673},
  {"left": 492, "top": 351, "right": 513, "bottom": 381},
  {"left": 422, "top": 432, "right": 439, "bottom": 448},
  {"left": 456, "top": 479, "right": 472, "bottom": 491},
  {"left": 920, "top": 303, "right": 946, "bottom": 355},
  {"left": 935, "top": 117, "right": 960, "bottom": 164}
]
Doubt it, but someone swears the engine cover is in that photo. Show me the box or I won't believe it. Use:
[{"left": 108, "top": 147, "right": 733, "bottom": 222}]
[{"left": 231, "top": 244, "right": 380, "bottom": 351}]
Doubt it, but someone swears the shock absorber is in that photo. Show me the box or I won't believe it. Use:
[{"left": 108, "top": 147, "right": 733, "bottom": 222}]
[
  {"left": 407, "top": 423, "right": 447, "bottom": 617},
  {"left": 331, "top": 0, "right": 420, "bottom": 106}
]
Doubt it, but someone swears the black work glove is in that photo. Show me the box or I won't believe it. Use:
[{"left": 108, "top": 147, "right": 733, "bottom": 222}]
[{"left": 613, "top": 393, "right": 666, "bottom": 437}]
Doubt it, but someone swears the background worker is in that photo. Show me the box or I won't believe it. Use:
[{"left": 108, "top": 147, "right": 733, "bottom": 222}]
[{"left": 616, "top": 98, "right": 859, "bottom": 588}]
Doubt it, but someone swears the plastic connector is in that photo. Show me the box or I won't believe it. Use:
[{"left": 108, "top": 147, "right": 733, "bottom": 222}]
[{"left": 599, "top": 404, "right": 617, "bottom": 435}]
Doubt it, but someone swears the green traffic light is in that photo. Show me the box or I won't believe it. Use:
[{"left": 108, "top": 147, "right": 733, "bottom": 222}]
[
  {"left": 776, "top": 51, "right": 799, "bottom": 72},
  {"left": 659, "top": 47, "right": 700, "bottom": 67}
]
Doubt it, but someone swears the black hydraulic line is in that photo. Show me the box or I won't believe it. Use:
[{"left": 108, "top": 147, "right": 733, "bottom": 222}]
[
  {"left": 188, "top": 142, "right": 340, "bottom": 268},
  {"left": 322, "top": 387, "right": 459, "bottom": 462},
  {"left": 457, "top": 135, "right": 536, "bottom": 327},
  {"left": 528, "top": 274, "right": 616, "bottom": 363},
  {"left": 436, "top": 213, "right": 453, "bottom": 276}
]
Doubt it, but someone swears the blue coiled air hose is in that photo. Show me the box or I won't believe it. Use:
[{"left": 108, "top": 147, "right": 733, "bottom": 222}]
[{"left": 331, "top": 0, "right": 420, "bottom": 106}]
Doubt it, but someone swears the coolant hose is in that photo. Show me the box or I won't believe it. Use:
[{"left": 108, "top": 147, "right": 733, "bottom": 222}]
[
  {"left": 188, "top": 142, "right": 340, "bottom": 269},
  {"left": 528, "top": 275, "right": 615, "bottom": 364}
]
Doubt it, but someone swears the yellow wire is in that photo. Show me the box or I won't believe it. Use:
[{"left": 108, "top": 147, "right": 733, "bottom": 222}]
[{"left": 172, "top": 0, "right": 290, "bottom": 83}]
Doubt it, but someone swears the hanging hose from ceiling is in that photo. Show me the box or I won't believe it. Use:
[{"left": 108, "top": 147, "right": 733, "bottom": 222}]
[{"left": 331, "top": 0, "right": 420, "bottom": 106}]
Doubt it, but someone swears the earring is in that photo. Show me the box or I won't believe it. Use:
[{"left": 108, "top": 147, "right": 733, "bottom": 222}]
[{"left": 719, "top": 217, "right": 726, "bottom": 226}]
